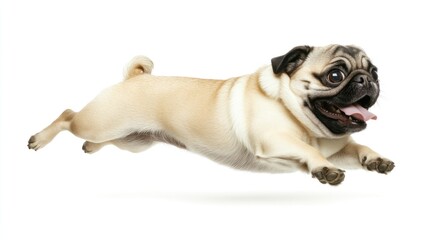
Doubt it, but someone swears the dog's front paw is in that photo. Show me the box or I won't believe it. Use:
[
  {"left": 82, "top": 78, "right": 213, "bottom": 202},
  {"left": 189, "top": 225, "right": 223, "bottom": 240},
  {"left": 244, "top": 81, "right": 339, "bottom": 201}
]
[
  {"left": 311, "top": 167, "right": 345, "bottom": 185},
  {"left": 362, "top": 157, "right": 395, "bottom": 174}
]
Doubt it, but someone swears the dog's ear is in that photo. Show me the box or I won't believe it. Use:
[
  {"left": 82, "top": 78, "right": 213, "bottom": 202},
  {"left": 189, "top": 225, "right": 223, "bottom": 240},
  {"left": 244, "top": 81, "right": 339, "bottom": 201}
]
[{"left": 271, "top": 46, "right": 312, "bottom": 75}]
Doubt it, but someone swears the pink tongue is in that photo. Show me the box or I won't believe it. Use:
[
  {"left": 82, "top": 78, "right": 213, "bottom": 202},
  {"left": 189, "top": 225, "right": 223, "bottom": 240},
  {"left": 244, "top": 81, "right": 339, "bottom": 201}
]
[{"left": 339, "top": 104, "right": 377, "bottom": 121}]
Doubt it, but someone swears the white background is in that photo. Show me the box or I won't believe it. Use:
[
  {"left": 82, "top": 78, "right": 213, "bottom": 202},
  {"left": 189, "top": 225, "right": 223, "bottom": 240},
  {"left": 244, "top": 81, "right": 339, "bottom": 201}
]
[{"left": 1, "top": 0, "right": 428, "bottom": 239}]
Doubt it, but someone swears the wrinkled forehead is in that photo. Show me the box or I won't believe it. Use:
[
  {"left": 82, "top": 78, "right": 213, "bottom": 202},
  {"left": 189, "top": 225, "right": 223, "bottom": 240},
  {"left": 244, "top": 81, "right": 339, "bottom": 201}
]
[{"left": 306, "top": 45, "right": 374, "bottom": 71}]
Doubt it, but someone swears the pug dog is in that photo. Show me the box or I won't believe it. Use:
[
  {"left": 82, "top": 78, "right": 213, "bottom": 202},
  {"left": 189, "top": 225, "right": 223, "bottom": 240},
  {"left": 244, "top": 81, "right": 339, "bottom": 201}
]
[{"left": 28, "top": 44, "right": 394, "bottom": 185}]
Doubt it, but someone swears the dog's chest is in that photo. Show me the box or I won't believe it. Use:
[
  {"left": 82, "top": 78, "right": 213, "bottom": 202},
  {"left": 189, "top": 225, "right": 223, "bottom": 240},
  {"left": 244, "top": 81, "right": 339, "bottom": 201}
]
[{"left": 315, "top": 137, "right": 349, "bottom": 158}]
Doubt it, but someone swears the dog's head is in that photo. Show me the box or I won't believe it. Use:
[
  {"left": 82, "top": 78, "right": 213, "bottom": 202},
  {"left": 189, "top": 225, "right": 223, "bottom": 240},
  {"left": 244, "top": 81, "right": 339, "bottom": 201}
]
[{"left": 270, "top": 45, "right": 379, "bottom": 137}]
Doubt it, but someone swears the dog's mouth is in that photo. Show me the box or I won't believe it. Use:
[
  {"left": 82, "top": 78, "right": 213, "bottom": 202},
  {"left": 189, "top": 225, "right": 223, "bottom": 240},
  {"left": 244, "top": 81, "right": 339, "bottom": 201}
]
[
  {"left": 315, "top": 101, "right": 377, "bottom": 122},
  {"left": 312, "top": 96, "right": 377, "bottom": 134}
]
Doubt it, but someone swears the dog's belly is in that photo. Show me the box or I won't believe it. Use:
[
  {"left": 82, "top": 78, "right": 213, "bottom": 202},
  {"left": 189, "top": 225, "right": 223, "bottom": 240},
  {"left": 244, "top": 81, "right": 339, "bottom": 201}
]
[{"left": 182, "top": 141, "right": 300, "bottom": 173}]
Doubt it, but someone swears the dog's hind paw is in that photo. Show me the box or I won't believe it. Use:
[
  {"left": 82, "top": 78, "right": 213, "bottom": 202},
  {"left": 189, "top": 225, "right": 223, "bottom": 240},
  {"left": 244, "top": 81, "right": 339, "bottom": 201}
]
[
  {"left": 27, "top": 134, "right": 44, "bottom": 151},
  {"left": 82, "top": 141, "right": 103, "bottom": 154}
]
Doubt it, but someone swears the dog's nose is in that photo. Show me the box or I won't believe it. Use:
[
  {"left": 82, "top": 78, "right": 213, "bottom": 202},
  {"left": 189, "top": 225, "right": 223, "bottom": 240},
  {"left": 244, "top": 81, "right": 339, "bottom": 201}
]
[
  {"left": 353, "top": 74, "right": 368, "bottom": 83},
  {"left": 352, "top": 74, "right": 370, "bottom": 87}
]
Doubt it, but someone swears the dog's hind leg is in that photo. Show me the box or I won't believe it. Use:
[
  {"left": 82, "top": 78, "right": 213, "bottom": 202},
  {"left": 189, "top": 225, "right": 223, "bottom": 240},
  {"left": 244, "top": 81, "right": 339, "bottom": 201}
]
[
  {"left": 82, "top": 135, "right": 155, "bottom": 154},
  {"left": 82, "top": 141, "right": 112, "bottom": 154},
  {"left": 28, "top": 56, "right": 156, "bottom": 152},
  {"left": 28, "top": 100, "right": 138, "bottom": 152},
  {"left": 28, "top": 109, "right": 76, "bottom": 151},
  {"left": 81, "top": 131, "right": 186, "bottom": 154}
]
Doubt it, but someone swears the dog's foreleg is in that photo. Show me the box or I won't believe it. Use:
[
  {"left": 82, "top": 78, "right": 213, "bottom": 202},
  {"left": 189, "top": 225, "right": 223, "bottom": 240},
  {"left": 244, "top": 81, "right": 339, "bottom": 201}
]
[
  {"left": 256, "top": 133, "right": 345, "bottom": 185},
  {"left": 328, "top": 139, "right": 395, "bottom": 174}
]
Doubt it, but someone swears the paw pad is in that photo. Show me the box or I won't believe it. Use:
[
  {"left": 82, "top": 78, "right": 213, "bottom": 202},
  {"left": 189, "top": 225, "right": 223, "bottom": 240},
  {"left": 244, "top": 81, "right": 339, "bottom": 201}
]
[
  {"left": 312, "top": 167, "right": 345, "bottom": 185},
  {"left": 364, "top": 157, "right": 395, "bottom": 174}
]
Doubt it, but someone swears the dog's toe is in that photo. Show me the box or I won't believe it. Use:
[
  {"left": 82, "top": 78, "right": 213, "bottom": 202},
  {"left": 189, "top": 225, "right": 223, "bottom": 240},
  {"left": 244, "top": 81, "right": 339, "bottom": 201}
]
[
  {"left": 27, "top": 135, "right": 40, "bottom": 151},
  {"left": 82, "top": 141, "right": 92, "bottom": 153},
  {"left": 82, "top": 141, "right": 102, "bottom": 154}
]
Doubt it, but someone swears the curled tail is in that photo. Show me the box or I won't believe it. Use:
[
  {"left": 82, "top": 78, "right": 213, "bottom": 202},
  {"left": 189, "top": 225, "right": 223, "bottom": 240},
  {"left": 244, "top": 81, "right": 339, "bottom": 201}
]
[{"left": 123, "top": 56, "right": 154, "bottom": 80}]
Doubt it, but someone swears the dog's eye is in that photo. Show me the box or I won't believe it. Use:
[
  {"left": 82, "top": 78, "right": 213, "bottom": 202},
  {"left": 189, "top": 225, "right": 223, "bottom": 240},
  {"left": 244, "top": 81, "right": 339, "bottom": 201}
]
[{"left": 327, "top": 69, "right": 345, "bottom": 83}]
